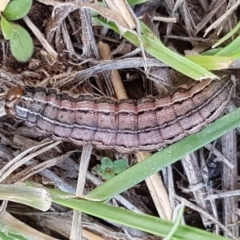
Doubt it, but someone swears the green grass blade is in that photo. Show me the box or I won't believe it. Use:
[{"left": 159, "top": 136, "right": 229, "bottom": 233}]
[
  {"left": 86, "top": 107, "right": 240, "bottom": 201},
  {"left": 0, "top": 211, "right": 52, "bottom": 240},
  {"left": 128, "top": 0, "right": 147, "bottom": 5},
  {"left": 186, "top": 55, "right": 234, "bottom": 70},
  {"left": 50, "top": 188, "right": 231, "bottom": 240},
  {"left": 164, "top": 204, "right": 185, "bottom": 240},
  {"left": 0, "top": 231, "right": 27, "bottom": 240},
  {"left": 212, "top": 20, "right": 240, "bottom": 48},
  {"left": 214, "top": 35, "right": 240, "bottom": 57},
  {"left": 92, "top": 17, "right": 217, "bottom": 80}
]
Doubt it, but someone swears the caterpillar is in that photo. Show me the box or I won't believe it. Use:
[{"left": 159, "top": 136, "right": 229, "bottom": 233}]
[{"left": 4, "top": 78, "right": 234, "bottom": 153}]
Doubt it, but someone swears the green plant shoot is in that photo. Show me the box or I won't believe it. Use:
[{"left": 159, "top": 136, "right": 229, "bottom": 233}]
[
  {"left": 0, "top": 0, "right": 33, "bottom": 61},
  {"left": 93, "top": 157, "right": 128, "bottom": 181}
]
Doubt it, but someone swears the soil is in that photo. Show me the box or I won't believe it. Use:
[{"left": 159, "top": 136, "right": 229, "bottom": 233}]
[{"left": 0, "top": 1, "right": 239, "bottom": 240}]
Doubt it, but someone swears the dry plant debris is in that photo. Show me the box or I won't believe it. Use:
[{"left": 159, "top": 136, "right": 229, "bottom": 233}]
[{"left": 0, "top": 0, "right": 239, "bottom": 239}]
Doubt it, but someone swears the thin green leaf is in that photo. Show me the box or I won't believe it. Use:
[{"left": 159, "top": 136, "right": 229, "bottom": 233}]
[
  {"left": 214, "top": 35, "right": 240, "bottom": 57},
  {"left": 0, "top": 231, "right": 27, "bottom": 240},
  {"left": 164, "top": 204, "right": 185, "bottom": 240},
  {"left": 50, "top": 188, "right": 231, "bottom": 240},
  {"left": 212, "top": 20, "right": 240, "bottom": 48},
  {"left": 9, "top": 24, "right": 33, "bottom": 61},
  {"left": 201, "top": 48, "right": 223, "bottom": 56},
  {"left": 186, "top": 55, "right": 234, "bottom": 70},
  {"left": 92, "top": 17, "right": 218, "bottom": 80},
  {"left": 86, "top": 107, "right": 240, "bottom": 201},
  {"left": 128, "top": 0, "right": 148, "bottom": 5},
  {"left": 0, "top": 211, "right": 53, "bottom": 240},
  {"left": 3, "top": 0, "right": 32, "bottom": 20}
]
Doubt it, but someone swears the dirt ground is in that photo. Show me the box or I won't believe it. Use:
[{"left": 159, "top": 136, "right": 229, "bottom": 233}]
[{"left": 0, "top": 0, "right": 240, "bottom": 239}]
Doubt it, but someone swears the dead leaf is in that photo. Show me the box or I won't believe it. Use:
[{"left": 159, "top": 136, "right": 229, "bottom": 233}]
[{"left": 40, "top": 0, "right": 134, "bottom": 34}]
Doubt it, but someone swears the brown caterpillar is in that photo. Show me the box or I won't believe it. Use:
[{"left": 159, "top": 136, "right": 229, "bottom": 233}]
[{"left": 4, "top": 78, "right": 234, "bottom": 153}]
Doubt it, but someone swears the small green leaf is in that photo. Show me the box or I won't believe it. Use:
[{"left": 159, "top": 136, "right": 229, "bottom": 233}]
[
  {"left": 93, "top": 164, "right": 103, "bottom": 175},
  {"left": 93, "top": 157, "right": 127, "bottom": 180},
  {"left": 93, "top": 164, "right": 116, "bottom": 181},
  {"left": 0, "top": 16, "right": 14, "bottom": 40},
  {"left": 3, "top": 0, "right": 32, "bottom": 20},
  {"left": 101, "top": 157, "right": 113, "bottom": 169},
  {"left": 113, "top": 159, "right": 128, "bottom": 174},
  {"left": 9, "top": 24, "right": 33, "bottom": 62},
  {"left": 102, "top": 171, "right": 115, "bottom": 181}
]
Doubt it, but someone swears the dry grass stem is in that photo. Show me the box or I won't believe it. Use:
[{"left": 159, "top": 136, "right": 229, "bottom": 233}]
[
  {"left": 71, "top": 145, "right": 93, "bottom": 240},
  {"left": 0, "top": 0, "right": 239, "bottom": 238}
]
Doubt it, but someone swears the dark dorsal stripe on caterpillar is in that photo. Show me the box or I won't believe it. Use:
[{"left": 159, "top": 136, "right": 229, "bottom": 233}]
[{"left": 4, "top": 78, "right": 234, "bottom": 153}]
